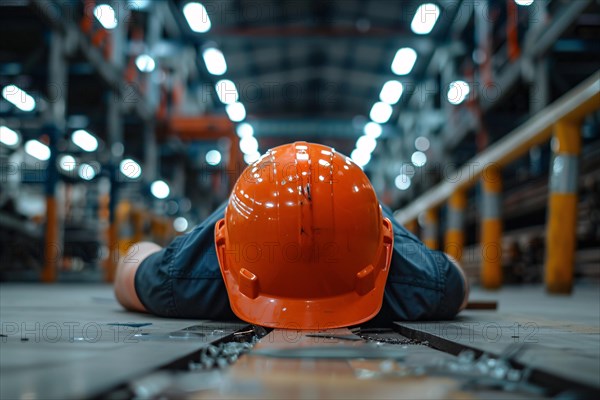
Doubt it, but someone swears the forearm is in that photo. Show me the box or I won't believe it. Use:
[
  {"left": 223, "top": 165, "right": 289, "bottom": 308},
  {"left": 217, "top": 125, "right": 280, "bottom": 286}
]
[
  {"left": 114, "top": 241, "right": 162, "bottom": 312},
  {"left": 445, "top": 253, "right": 470, "bottom": 312}
]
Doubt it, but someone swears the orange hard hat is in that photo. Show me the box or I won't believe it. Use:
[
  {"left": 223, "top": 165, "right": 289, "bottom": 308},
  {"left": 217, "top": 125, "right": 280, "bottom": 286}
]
[{"left": 214, "top": 142, "right": 393, "bottom": 329}]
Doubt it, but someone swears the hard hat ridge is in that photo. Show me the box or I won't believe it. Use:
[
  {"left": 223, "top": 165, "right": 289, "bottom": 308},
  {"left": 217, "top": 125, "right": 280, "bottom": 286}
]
[{"left": 214, "top": 142, "right": 393, "bottom": 329}]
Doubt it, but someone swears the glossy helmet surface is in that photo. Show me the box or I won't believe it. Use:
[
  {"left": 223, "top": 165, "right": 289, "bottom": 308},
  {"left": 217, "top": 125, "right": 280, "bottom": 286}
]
[{"left": 215, "top": 142, "right": 393, "bottom": 329}]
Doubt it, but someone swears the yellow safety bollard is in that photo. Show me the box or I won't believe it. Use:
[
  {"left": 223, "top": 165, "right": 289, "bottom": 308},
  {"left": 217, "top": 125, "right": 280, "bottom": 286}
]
[
  {"left": 545, "top": 121, "right": 581, "bottom": 294},
  {"left": 445, "top": 190, "right": 467, "bottom": 262},
  {"left": 404, "top": 219, "right": 418, "bottom": 235},
  {"left": 481, "top": 164, "right": 502, "bottom": 289},
  {"left": 423, "top": 208, "right": 438, "bottom": 250}
]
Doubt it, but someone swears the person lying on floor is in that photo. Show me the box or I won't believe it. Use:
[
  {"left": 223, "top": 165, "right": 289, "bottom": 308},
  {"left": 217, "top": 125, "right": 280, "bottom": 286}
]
[{"left": 115, "top": 142, "right": 469, "bottom": 329}]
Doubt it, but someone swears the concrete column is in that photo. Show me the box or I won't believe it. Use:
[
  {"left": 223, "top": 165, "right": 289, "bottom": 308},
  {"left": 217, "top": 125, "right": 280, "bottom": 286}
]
[
  {"left": 545, "top": 121, "right": 581, "bottom": 294},
  {"left": 423, "top": 208, "right": 438, "bottom": 250},
  {"left": 480, "top": 165, "right": 502, "bottom": 289},
  {"left": 445, "top": 189, "right": 466, "bottom": 261}
]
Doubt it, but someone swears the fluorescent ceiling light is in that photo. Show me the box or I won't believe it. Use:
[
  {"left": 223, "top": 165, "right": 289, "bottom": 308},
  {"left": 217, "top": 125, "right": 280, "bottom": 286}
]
[
  {"left": 93, "top": 4, "right": 118, "bottom": 30},
  {"left": 356, "top": 135, "right": 377, "bottom": 154},
  {"left": 244, "top": 151, "right": 260, "bottom": 164},
  {"left": 369, "top": 102, "right": 393, "bottom": 124},
  {"left": 239, "top": 136, "right": 258, "bottom": 155},
  {"left": 447, "top": 80, "right": 470, "bottom": 105},
  {"left": 119, "top": 158, "right": 142, "bottom": 179},
  {"left": 350, "top": 149, "right": 371, "bottom": 168},
  {"left": 226, "top": 102, "right": 246, "bottom": 122},
  {"left": 236, "top": 122, "right": 254, "bottom": 138},
  {"left": 183, "top": 2, "right": 211, "bottom": 33},
  {"left": 25, "top": 140, "right": 50, "bottom": 161},
  {"left": 173, "top": 217, "right": 189, "bottom": 232},
  {"left": 151, "top": 180, "right": 170, "bottom": 199},
  {"left": 79, "top": 163, "right": 97, "bottom": 181},
  {"left": 364, "top": 122, "right": 382, "bottom": 138},
  {"left": 59, "top": 155, "right": 76, "bottom": 172},
  {"left": 411, "top": 151, "right": 427, "bottom": 167},
  {"left": 202, "top": 48, "right": 227, "bottom": 76},
  {"left": 215, "top": 79, "right": 239, "bottom": 104},
  {"left": 71, "top": 129, "right": 99, "bottom": 152},
  {"left": 514, "top": 0, "right": 534, "bottom": 5},
  {"left": 0, "top": 126, "right": 20, "bottom": 147},
  {"left": 135, "top": 54, "right": 155, "bottom": 72},
  {"left": 394, "top": 174, "right": 411, "bottom": 190},
  {"left": 2, "top": 84, "right": 36, "bottom": 112},
  {"left": 379, "top": 80, "right": 404, "bottom": 105},
  {"left": 415, "top": 136, "right": 430, "bottom": 152},
  {"left": 391, "top": 47, "right": 417, "bottom": 76},
  {"left": 205, "top": 149, "right": 222, "bottom": 165},
  {"left": 411, "top": 3, "right": 441, "bottom": 35}
]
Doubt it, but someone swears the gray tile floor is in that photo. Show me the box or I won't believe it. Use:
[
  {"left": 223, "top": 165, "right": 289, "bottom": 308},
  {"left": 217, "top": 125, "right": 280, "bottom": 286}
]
[
  {"left": 0, "top": 284, "right": 244, "bottom": 399},
  {"left": 1, "top": 283, "right": 598, "bottom": 398},
  {"left": 398, "top": 284, "right": 600, "bottom": 390}
]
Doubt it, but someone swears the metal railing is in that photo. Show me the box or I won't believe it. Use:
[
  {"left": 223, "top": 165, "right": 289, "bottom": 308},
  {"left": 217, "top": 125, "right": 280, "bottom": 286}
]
[
  {"left": 395, "top": 71, "right": 600, "bottom": 224},
  {"left": 394, "top": 71, "right": 600, "bottom": 293}
]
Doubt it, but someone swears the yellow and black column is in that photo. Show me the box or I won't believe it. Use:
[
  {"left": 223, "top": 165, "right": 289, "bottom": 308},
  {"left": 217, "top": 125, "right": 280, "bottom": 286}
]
[
  {"left": 423, "top": 208, "right": 439, "bottom": 250},
  {"left": 545, "top": 121, "right": 581, "bottom": 294},
  {"left": 445, "top": 189, "right": 466, "bottom": 261},
  {"left": 481, "top": 165, "right": 502, "bottom": 289}
]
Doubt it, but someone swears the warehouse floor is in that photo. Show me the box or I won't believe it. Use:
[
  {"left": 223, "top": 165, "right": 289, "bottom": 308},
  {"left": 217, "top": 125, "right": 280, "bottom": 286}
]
[{"left": 1, "top": 283, "right": 599, "bottom": 399}]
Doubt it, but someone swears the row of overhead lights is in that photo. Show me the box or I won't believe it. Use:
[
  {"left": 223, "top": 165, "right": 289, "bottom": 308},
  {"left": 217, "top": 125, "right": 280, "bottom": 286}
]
[
  {"left": 349, "top": 2, "right": 498, "bottom": 192},
  {"left": 393, "top": 0, "right": 536, "bottom": 189},
  {"left": 92, "top": 2, "right": 482, "bottom": 172},
  {"left": 92, "top": 4, "right": 176, "bottom": 199},
  {"left": 1, "top": 123, "right": 150, "bottom": 188},
  {"left": 0, "top": 6, "right": 152, "bottom": 186},
  {"left": 0, "top": 125, "right": 100, "bottom": 158},
  {"left": 236, "top": 123, "right": 260, "bottom": 164},
  {"left": 183, "top": 2, "right": 258, "bottom": 165},
  {"left": 396, "top": 4, "right": 437, "bottom": 193},
  {"left": 2, "top": 127, "right": 175, "bottom": 219},
  {"left": 2, "top": 2, "right": 195, "bottom": 232},
  {"left": 93, "top": 2, "right": 255, "bottom": 194},
  {"left": 393, "top": 136, "right": 431, "bottom": 191},
  {"left": 200, "top": 117, "right": 279, "bottom": 167},
  {"left": 350, "top": 3, "right": 441, "bottom": 168},
  {"left": 412, "top": 2, "right": 473, "bottom": 106}
]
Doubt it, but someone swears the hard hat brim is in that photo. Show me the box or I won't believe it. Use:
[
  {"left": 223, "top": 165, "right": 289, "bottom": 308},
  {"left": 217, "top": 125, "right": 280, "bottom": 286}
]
[{"left": 215, "top": 217, "right": 394, "bottom": 330}]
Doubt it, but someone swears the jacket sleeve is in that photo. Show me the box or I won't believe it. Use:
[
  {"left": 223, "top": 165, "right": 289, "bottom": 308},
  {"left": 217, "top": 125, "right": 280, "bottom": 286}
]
[
  {"left": 134, "top": 202, "right": 238, "bottom": 320},
  {"left": 366, "top": 205, "right": 465, "bottom": 325}
]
